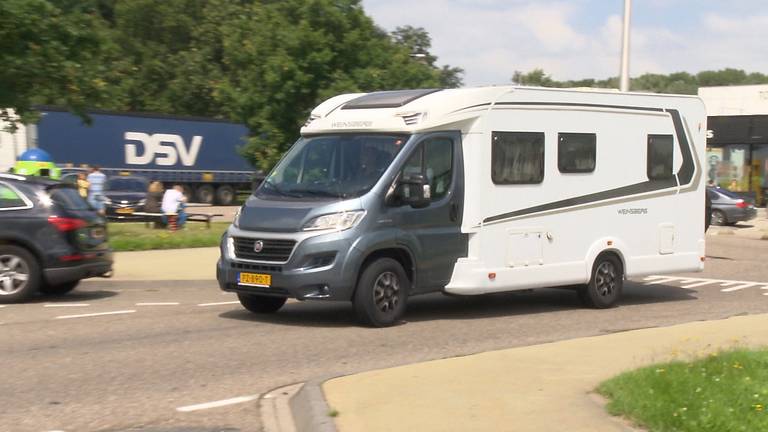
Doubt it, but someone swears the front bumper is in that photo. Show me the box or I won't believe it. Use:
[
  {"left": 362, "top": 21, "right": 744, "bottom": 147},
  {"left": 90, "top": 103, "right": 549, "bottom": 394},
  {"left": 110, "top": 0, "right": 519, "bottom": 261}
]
[
  {"left": 216, "top": 231, "right": 359, "bottom": 301},
  {"left": 44, "top": 252, "right": 114, "bottom": 285}
]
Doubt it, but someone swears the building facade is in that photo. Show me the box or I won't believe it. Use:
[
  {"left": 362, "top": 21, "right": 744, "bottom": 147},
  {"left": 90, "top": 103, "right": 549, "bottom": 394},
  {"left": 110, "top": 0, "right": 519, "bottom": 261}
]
[{"left": 699, "top": 85, "right": 768, "bottom": 206}]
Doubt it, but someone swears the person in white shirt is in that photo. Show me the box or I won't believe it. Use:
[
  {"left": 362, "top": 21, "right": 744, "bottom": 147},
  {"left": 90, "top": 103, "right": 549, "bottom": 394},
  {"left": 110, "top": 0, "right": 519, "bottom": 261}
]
[{"left": 161, "top": 184, "right": 187, "bottom": 227}]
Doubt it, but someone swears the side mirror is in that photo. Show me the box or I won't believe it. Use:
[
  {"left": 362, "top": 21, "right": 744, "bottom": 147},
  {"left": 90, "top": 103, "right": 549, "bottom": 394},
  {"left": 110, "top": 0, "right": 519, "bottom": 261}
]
[{"left": 396, "top": 173, "right": 430, "bottom": 208}]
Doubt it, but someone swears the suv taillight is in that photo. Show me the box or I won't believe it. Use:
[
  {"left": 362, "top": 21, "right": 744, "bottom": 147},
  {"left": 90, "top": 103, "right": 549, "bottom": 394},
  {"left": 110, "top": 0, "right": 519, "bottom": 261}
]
[
  {"left": 48, "top": 216, "right": 87, "bottom": 232},
  {"left": 736, "top": 201, "right": 749, "bottom": 209}
]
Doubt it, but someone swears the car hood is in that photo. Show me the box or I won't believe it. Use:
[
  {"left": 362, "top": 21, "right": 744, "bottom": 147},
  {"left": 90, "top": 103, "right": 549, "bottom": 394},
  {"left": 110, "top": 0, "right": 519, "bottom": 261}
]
[{"left": 237, "top": 195, "right": 363, "bottom": 232}]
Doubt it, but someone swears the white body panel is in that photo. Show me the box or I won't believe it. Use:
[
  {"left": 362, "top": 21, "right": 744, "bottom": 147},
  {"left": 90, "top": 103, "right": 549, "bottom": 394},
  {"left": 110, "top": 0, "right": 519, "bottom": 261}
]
[{"left": 304, "top": 86, "right": 707, "bottom": 295}]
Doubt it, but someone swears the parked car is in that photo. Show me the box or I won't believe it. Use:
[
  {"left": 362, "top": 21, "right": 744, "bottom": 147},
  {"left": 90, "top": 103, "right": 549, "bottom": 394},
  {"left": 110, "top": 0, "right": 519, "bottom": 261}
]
[
  {"left": 707, "top": 186, "right": 757, "bottom": 226},
  {"left": 104, "top": 176, "right": 148, "bottom": 219},
  {"left": 0, "top": 173, "right": 113, "bottom": 303}
]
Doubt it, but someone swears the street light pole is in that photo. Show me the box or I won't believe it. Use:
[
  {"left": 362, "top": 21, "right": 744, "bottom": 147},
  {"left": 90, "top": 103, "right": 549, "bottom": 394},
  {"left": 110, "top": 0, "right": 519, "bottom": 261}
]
[{"left": 619, "top": 0, "right": 632, "bottom": 92}]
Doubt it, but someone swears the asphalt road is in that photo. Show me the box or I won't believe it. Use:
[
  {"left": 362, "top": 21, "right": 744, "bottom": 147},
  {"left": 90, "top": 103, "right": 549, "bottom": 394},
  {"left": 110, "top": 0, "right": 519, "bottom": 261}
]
[{"left": 1, "top": 235, "right": 767, "bottom": 432}]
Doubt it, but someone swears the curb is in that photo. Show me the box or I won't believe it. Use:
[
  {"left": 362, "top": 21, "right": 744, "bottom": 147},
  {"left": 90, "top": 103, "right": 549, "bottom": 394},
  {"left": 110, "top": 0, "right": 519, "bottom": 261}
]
[{"left": 261, "top": 378, "right": 337, "bottom": 432}]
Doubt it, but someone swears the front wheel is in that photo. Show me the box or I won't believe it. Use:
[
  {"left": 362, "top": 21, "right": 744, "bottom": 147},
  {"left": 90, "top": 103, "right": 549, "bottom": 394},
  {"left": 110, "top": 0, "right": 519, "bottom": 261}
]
[
  {"left": 353, "top": 258, "right": 409, "bottom": 327},
  {"left": 578, "top": 254, "right": 623, "bottom": 309},
  {"left": 237, "top": 293, "right": 286, "bottom": 313}
]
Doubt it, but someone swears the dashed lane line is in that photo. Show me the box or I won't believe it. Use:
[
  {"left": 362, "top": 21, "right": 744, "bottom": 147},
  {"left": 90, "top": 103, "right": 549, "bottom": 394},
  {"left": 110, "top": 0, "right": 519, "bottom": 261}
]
[
  {"left": 55, "top": 310, "right": 136, "bottom": 320},
  {"left": 197, "top": 301, "right": 240, "bottom": 307},
  {"left": 136, "top": 302, "right": 180, "bottom": 306},
  {"left": 176, "top": 394, "right": 260, "bottom": 412},
  {"left": 722, "top": 283, "right": 759, "bottom": 293}
]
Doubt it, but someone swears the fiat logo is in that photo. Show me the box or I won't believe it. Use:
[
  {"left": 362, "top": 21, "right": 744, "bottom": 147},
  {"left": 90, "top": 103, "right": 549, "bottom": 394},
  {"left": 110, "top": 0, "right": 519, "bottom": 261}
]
[{"left": 253, "top": 240, "right": 264, "bottom": 253}]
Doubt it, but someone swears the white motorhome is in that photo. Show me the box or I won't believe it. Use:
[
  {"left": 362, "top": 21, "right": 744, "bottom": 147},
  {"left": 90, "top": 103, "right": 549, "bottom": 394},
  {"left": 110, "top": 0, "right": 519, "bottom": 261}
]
[{"left": 217, "top": 86, "right": 706, "bottom": 327}]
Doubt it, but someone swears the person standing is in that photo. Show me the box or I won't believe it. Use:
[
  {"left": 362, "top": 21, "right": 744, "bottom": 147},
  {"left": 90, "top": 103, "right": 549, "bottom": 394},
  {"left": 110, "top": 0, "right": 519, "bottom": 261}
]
[
  {"left": 76, "top": 172, "right": 90, "bottom": 199},
  {"left": 86, "top": 166, "right": 107, "bottom": 215}
]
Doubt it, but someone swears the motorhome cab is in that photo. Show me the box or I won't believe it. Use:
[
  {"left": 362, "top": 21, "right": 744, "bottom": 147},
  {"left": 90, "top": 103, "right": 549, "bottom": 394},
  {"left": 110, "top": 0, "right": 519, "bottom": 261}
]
[{"left": 217, "top": 86, "right": 707, "bottom": 327}]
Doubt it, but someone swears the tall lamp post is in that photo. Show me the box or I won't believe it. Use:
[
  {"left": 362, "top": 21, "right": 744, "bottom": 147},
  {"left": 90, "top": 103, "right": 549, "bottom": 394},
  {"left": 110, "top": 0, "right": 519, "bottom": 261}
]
[{"left": 619, "top": 0, "right": 632, "bottom": 92}]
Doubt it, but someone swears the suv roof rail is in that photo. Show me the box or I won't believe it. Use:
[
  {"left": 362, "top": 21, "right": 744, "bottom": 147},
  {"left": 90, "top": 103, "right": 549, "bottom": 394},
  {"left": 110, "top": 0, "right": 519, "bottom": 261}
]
[{"left": 0, "top": 173, "right": 27, "bottom": 181}]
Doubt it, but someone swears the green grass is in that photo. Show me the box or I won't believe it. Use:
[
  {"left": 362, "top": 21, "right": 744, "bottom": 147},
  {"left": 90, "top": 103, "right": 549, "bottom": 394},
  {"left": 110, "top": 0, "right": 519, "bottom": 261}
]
[
  {"left": 598, "top": 349, "right": 768, "bottom": 432},
  {"left": 108, "top": 221, "right": 230, "bottom": 251}
]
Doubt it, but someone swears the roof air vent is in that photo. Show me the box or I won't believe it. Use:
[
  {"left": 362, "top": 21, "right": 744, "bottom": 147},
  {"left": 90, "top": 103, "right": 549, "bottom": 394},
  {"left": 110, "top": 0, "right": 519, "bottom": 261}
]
[
  {"left": 303, "top": 114, "right": 320, "bottom": 127},
  {"left": 398, "top": 112, "right": 426, "bottom": 126}
]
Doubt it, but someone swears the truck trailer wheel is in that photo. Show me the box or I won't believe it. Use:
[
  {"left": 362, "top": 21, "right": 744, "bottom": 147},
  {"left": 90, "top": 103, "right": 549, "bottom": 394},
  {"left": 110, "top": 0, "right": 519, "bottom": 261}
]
[
  {"left": 216, "top": 185, "right": 236, "bottom": 205},
  {"left": 578, "top": 254, "right": 623, "bottom": 309},
  {"left": 196, "top": 184, "right": 215, "bottom": 205},
  {"left": 237, "top": 293, "right": 286, "bottom": 313},
  {"left": 353, "top": 258, "right": 409, "bottom": 327}
]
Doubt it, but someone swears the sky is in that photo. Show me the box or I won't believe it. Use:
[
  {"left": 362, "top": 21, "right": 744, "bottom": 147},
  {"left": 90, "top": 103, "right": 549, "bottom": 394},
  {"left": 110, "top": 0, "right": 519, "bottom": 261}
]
[{"left": 361, "top": 0, "right": 768, "bottom": 87}]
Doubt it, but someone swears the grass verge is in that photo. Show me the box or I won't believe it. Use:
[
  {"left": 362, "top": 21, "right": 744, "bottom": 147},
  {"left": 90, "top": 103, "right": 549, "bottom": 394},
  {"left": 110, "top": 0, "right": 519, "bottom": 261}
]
[
  {"left": 108, "top": 221, "right": 230, "bottom": 251},
  {"left": 598, "top": 349, "right": 768, "bottom": 432}
]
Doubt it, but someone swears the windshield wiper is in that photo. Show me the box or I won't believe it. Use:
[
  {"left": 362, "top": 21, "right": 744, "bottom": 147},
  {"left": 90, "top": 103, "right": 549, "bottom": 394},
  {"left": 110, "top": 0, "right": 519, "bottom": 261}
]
[
  {"left": 292, "top": 189, "right": 347, "bottom": 199},
  {"left": 262, "top": 180, "right": 303, "bottom": 198}
]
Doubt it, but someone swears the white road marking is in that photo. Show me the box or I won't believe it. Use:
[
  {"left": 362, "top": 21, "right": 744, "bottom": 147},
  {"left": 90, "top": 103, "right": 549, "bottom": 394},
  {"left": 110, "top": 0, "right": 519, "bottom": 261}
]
[
  {"left": 176, "top": 394, "right": 259, "bottom": 412},
  {"left": 721, "top": 283, "right": 756, "bottom": 292},
  {"left": 643, "top": 276, "right": 665, "bottom": 281},
  {"left": 680, "top": 281, "right": 716, "bottom": 289},
  {"left": 720, "top": 282, "right": 740, "bottom": 287},
  {"left": 136, "top": 302, "right": 180, "bottom": 306},
  {"left": 197, "top": 301, "right": 240, "bottom": 307},
  {"left": 0, "top": 305, "right": 6, "bottom": 308},
  {"left": 55, "top": 310, "right": 136, "bottom": 320},
  {"left": 44, "top": 304, "right": 90, "bottom": 308},
  {"left": 644, "top": 277, "right": 679, "bottom": 285}
]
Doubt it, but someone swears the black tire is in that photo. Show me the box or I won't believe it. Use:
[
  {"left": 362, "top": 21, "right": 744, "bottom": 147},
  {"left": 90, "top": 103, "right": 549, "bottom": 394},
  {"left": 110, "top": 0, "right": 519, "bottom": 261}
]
[
  {"left": 711, "top": 210, "right": 727, "bottom": 226},
  {"left": 0, "top": 245, "right": 41, "bottom": 303},
  {"left": 237, "top": 293, "right": 287, "bottom": 313},
  {"left": 40, "top": 280, "right": 80, "bottom": 295},
  {"left": 215, "top": 185, "right": 236, "bottom": 206},
  {"left": 353, "top": 258, "right": 409, "bottom": 327},
  {"left": 196, "top": 184, "right": 215, "bottom": 205},
  {"left": 578, "top": 254, "right": 623, "bottom": 309}
]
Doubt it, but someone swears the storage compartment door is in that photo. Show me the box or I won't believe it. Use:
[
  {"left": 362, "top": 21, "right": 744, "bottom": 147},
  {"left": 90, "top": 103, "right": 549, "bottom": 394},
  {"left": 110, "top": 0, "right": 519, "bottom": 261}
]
[
  {"left": 658, "top": 224, "right": 675, "bottom": 255},
  {"left": 506, "top": 230, "right": 544, "bottom": 267}
]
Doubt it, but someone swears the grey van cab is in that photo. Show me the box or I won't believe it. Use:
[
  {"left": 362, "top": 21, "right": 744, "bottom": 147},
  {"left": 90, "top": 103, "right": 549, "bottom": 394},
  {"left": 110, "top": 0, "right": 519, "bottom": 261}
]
[{"left": 216, "top": 132, "right": 464, "bottom": 327}]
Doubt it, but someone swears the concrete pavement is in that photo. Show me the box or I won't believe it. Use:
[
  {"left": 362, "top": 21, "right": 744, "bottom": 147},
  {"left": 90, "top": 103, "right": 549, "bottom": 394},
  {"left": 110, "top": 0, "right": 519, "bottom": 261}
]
[{"left": 323, "top": 313, "right": 768, "bottom": 432}]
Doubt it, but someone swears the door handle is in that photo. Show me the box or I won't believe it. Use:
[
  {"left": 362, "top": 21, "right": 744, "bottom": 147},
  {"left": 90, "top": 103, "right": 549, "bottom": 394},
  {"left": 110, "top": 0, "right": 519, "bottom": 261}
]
[{"left": 449, "top": 202, "right": 459, "bottom": 221}]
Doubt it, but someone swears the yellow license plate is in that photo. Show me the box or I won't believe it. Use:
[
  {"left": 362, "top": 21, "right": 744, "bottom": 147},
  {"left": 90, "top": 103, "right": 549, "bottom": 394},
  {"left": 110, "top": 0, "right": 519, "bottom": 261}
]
[
  {"left": 116, "top": 208, "right": 134, "bottom": 214},
  {"left": 238, "top": 272, "right": 271, "bottom": 287}
]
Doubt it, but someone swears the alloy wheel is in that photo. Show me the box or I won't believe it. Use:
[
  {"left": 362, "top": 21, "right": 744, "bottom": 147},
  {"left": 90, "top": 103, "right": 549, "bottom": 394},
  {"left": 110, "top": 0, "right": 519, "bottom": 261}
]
[
  {"left": 595, "top": 261, "right": 616, "bottom": 297},
  {"left": 0, "top": 254, "right": 30, "bottom": 296},
  {"left": 373, "top": 271, "right": 400, "bottom": 313}
]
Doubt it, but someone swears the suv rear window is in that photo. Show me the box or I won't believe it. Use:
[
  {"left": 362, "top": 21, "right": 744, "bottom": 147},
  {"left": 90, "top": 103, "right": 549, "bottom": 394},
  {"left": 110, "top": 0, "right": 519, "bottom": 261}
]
[
  {"left": 0, "top": 183, "right": 28, "bottom": 209},
  {"left": 49, "top": 187, "right": 91, "bottom": 210}
]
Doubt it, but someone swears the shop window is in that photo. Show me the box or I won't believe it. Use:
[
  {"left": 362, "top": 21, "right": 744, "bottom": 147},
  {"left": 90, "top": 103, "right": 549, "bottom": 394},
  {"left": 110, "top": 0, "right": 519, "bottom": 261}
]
[{"left": 492, "top": 132, "right": 545, "bottom": 184}]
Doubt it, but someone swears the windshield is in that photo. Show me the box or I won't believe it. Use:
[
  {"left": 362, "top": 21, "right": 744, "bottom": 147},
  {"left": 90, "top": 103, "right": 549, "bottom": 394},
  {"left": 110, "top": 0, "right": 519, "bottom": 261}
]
[
  {"left": 257, "top": 134, "right": 408, "bottom": 200},
  {"left": 107, "top": 178, "right": 148, "bottom": 192}
]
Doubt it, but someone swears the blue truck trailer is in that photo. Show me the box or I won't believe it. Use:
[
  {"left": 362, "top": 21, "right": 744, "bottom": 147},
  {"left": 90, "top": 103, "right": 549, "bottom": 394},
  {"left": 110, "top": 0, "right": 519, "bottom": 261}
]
[{"left": 1, "top": 107, "right": 259, "bottom": 205}]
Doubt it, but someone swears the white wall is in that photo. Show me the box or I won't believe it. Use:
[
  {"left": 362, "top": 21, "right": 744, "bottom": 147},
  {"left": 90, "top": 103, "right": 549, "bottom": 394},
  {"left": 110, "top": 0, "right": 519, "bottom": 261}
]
[
  {"left": 698, "top": 84, "right": 768, "bottom": 116},
  {"left": 0, "top": 111, "right": 27, "bottom": 172}
]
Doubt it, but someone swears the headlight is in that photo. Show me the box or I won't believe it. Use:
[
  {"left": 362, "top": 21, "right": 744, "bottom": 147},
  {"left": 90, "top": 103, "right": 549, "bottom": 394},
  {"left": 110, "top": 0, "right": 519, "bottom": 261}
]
[
  {"left": 302, "top": 210, "right": 365, "bottom": 232},
  {"left": 103, "top": 197, "right": 112, "bottom": 205}
]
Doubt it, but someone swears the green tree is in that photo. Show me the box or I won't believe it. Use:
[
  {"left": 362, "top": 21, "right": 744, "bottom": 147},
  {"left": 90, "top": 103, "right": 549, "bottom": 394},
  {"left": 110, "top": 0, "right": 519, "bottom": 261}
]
[
  {"left": 0, "top": 0, "right": 109, "bottom": 126},
  {"left": 391, "top": 25, "right": 464, "bottom": 88}
]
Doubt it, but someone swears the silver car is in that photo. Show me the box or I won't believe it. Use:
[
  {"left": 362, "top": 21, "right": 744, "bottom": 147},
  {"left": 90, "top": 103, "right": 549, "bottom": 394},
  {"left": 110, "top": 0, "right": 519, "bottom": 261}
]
[{"left": 707, "top": 187, "right": 757, "bottom": 226}]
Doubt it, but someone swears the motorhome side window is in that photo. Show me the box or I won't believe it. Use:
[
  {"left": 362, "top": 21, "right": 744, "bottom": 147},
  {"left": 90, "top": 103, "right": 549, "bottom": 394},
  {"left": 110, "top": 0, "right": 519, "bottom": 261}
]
[
  {"left": 558, "top": 133, "right": 596, "bottom": 173},
  {"left": 401, "top": 137, "right": 453, "bottom": 201},
  {"left": 491, "top": 132, "right": 545, "bottom": 184},
  {"left": 647, "top": 134, "right": 674, "bottom": 180}
]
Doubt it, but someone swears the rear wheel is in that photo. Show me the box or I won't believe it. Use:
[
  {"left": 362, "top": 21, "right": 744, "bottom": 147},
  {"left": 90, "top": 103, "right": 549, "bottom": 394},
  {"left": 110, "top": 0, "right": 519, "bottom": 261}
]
[
  {"left": 237, "top": 293, "right": 286, "bottom": 313},
  {"left": 196, "top": 184, "right": 215, "bottom": 205},
  {"left": 711, "top": 210, "right": 727, "bottom": 226},
  {"left": 40, "top": 280, "right": 80, "bottom": 295},
  {"left": 0, "top": 246, "right": 41, "bottom": 303},
  {"left": 353, "top": 258, "right": 409, "bottom": 327},
  {"left": 215, "top": 185, "right": 236, "bottom": 206},
  {"left": 578, "top": 254, "right": 623, "bottom": 309}
]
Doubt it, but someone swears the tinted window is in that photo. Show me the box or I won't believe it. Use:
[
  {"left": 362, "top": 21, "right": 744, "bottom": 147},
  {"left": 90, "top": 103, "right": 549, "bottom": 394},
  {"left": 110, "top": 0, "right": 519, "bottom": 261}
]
[
  {"left": 0, "top": 183, "right": 27, "bottom": 209},
  {"left": 647, "top": 134, "right": 674, "bottom": 180},
  {"left": 50, "top": 187, "right": 91, "bottom": 210},
  {"left": 558, "top": 133, "right": 596, "bottom": 173},
  {"left": 492, "top": 132, "right": 545, "bottom": 184}
]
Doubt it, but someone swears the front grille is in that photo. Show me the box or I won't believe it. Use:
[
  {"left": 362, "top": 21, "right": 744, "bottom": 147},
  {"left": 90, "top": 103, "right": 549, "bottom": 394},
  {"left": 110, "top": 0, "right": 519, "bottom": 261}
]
[
  {"left": 233, "top": 237, "right": 296, "bottom": 262},
  {"left": 231, "top": 262, "right": 283, "bottom": 273}
]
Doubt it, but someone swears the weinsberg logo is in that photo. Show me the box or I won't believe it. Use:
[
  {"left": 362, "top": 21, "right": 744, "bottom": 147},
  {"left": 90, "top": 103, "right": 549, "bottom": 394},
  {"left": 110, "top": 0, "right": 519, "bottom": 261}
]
[{"left": 124, "top": 132, "right": 202, "bottom": 166}]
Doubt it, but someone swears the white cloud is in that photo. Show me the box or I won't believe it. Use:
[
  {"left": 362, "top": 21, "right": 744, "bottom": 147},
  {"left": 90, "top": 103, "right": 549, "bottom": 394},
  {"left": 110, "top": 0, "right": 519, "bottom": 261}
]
[{"left": 363, "top": 0, "right": 768, "bottom": 87}]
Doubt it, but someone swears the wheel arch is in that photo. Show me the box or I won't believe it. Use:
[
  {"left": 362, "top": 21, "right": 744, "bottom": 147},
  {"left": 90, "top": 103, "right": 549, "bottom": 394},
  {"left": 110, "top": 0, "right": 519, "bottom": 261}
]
[
  {"left": 0, "top": 236, "right": 44, "bottom": 266},
  {"left": 358, "top": 247, "right": 415, "bottom": 287},
  {"left": 584, "top": 237, "right": 628, "bottom": 281}
]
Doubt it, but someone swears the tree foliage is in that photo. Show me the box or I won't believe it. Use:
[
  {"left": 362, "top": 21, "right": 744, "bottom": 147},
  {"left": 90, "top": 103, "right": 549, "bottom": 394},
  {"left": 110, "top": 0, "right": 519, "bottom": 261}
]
[
  {"left": 2, "top": 0, "right": 462, "bottom": 170},
  {"left": 511, "top": 68, "right": 768, "bottom": 95}
]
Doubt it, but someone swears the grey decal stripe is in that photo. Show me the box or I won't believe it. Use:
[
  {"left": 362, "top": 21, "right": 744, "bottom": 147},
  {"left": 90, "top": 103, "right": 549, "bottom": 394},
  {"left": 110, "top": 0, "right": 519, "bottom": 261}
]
[{"left": 481, "top": 104, "right": 696, "bottom": 224}]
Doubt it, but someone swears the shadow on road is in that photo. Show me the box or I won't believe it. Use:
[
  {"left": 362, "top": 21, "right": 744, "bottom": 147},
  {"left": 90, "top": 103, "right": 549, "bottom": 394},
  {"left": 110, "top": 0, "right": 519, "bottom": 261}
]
[
  {"left": 29, "top": 289, "right": 119, "bottom": 303},
  {"left": 219, "top": 282, "right": 697, "bottom": 328}
]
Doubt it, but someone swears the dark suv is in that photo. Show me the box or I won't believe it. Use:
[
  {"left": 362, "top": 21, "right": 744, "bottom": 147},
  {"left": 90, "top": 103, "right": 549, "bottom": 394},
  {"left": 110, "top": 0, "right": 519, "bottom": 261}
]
[{"left": 0, "top": 174, "right": 113, "bottom": 303}]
